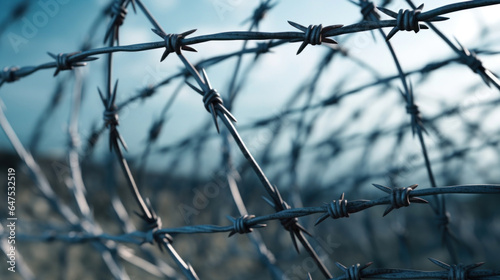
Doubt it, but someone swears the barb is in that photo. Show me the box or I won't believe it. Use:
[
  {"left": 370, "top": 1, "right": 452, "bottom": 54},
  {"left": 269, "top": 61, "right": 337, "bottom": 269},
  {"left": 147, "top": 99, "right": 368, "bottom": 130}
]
[
  {"left": 288, "top": 21, "right": 343, "bottom": 54},
  {"left": 104, "top": 0, "right": 135, "bottom": 44},
  {"left": 152, "top": 28, "right": 197, "bottom": 61},
  {"left": 378, "top": 4, "right": 448, "bottom": 41},
  {"left": 179, "top": 56, "right": 237, "bottom": 133},
  {"left": 47, "top": 52, "right": 97, "bottom": 77},
  {"left": 315, "top": 193, "right": 352, "bottom": 226},
  {"left": 10, "top": 184, "right": 500, "bottom": 243},
  {"left": 372, "top": 184, "right": 428, "bottom": 216},
  {"left": 0, "top": 66, "right": 19, "bottom": 87},
  {"left": 98, "top": 80, "right": 128, "bottom": 152},
  {"left": 227, "top": 215, "right": 267, "bottom": 237},
  {"left": 429, "top": 258, "right": 485, "bottom": 280}
]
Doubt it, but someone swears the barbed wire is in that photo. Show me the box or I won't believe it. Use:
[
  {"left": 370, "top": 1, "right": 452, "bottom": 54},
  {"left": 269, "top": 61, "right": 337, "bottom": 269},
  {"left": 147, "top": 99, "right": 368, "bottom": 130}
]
[{"left": 1, "top": 0, "right": 500, "bottom": 279}]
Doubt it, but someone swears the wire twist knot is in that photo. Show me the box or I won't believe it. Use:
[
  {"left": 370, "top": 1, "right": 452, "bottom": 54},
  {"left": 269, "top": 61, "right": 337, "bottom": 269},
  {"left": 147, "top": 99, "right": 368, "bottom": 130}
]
[
  {"left": 336, "top": 262, "right": 373, "bottom": 280},
  {"left": 98, "top": 80, "right": 128, "bottom": 151},
  {"left": 463, "top": 51, "right": 483, "bottom": 74},
  {"left": 390, "top": 186, "right": 412, "bottom": 208},
  {"left": 136, "top": 199, "right": 169, "bottom": 247},
  {"left": 1, "top": 67, "right": 19, "bottom": 83},
  {"left": 454, "top": 40, "right": 495, "bottom": 87},
  {"left": 148, "top": 119, "right": 164, "bottom": 142},
  {"left": 396, "top": 8, "right": 421, "bottom": 33},
  {"left": 227, "top": 215, "right": 266, "bottom": 237},
  {"left": 405, "top": 104, "right": 420, "bottom": 115},
  {"left": 140, "top": 85, "right": 156, "bottom": 99},
  {"left": 327, "top": 195, "right": 349, "bottom": 219},
  {"left": 152, "top": 29, "right": 197, "bottom": 61},
  {"left": 315, "top": 193, "right": 350, "bottom": 226},
  {"left": 360, "top": 1, "right": 379, "bottom": 20},
  {"left": 373, "top": 183, "right": 428, "bottom": 216},
  {"left": 280, "top": 215, "right": 299, "bottom": 232},
  {"left": 203, "top": 89, "right": 223, "bottom": 113},
  {"left": 288, "top": 21, "right": 343, "bottom": 54},
  {"left": 111, "top": 0, "right": 127, "bottom": 27},
  {"left": 305, "top": 24, "right": 324, "bottom": 46},
  {"left": 185, "top": 69, "right": 237, "bottom": 133},
  {"left": 103, "top": 105, "right": 119, "bottom": 128},
  {"left": 379, "top": 4, "right": 448, "bottom": 41},
  {"left": 404, "top": 85, "right": 427, "bottom": 136}
]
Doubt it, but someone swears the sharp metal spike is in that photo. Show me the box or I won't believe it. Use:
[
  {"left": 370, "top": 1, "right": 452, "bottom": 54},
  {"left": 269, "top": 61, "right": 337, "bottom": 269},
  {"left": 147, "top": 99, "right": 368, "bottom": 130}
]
[
  {"left": 182, "top": 29, "right": 197, "bottom": 36},
  {"left": 385, "top": 27, "right": 399, "bottom": 41},
  {"left": 335, "top": 262, "right": 347, "bottom": 271},
  {"left": 431, "top": 16, "right": 449, "bottom": 21},
  {"left": 209, "top": 103, "right": 220, "bottom": 133},
  {"left": 361, "top": 262, "right": 374, "bottom": 270},
  {"left": 467, "top": 262, "right": 485, "bottom": 270},
  {"left": 296, "top": 42, "right": 308, "bottom": 55},
  {"left": 378, "top": 7, "right": 398, "bottom": 18},
  {"left": 372, "top": 183, "right": 391, "bottom": 193},
  {"left": 428, "top": 258, "right": 450, "bottom": 269},
  {"left": 97, "top": 87, "right": 107, "bottom": 106},
  {"left": 262, "top": 196, "right": 275, "bottom": 208},
  {"left": 181, "top": 45, "right": 197, "bottom": 53},
  {"left": 314, "top": 214, "right": 329, "bottom": 226},
  {"left": 290, "top": 231, "right": 300, "bottom": 253},
  {"left": 296, "top": 224, "right": 312, "bottom": 236},
  {"left": 160, "top": 50, "right": 169, "bottom": 62},
  {"left": 151, "top": 28, "right": 164, "bottom": 38},
  {"left": 411, "top": 197, "right": 429, "bottom": 204},
  {"left": 288, "top": 20, "right": 306, "bottom": 31},
  {"left": 185, "top": 81, "right": 203, "bottom": 94},
  {"left": 383, "top": 206, "right": 394, "bottom": 216},
  {"left": 323, "top": 38, "right": 338, "bottom": 45},
  {"left": 219, "top": 105, "right": 237, "bottom": 123}
]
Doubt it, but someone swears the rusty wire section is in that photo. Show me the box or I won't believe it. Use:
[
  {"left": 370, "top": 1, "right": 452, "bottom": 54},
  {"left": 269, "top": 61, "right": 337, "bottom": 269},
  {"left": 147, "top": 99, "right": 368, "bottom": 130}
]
[{"left": 1, "top": 0, "right": 500, "bottom": 279}]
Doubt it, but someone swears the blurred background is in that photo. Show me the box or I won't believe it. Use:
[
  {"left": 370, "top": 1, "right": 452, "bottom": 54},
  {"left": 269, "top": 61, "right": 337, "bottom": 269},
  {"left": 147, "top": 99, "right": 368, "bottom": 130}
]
[{"left": 1, "top": 0, "right": 500, "bottom": 279}]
